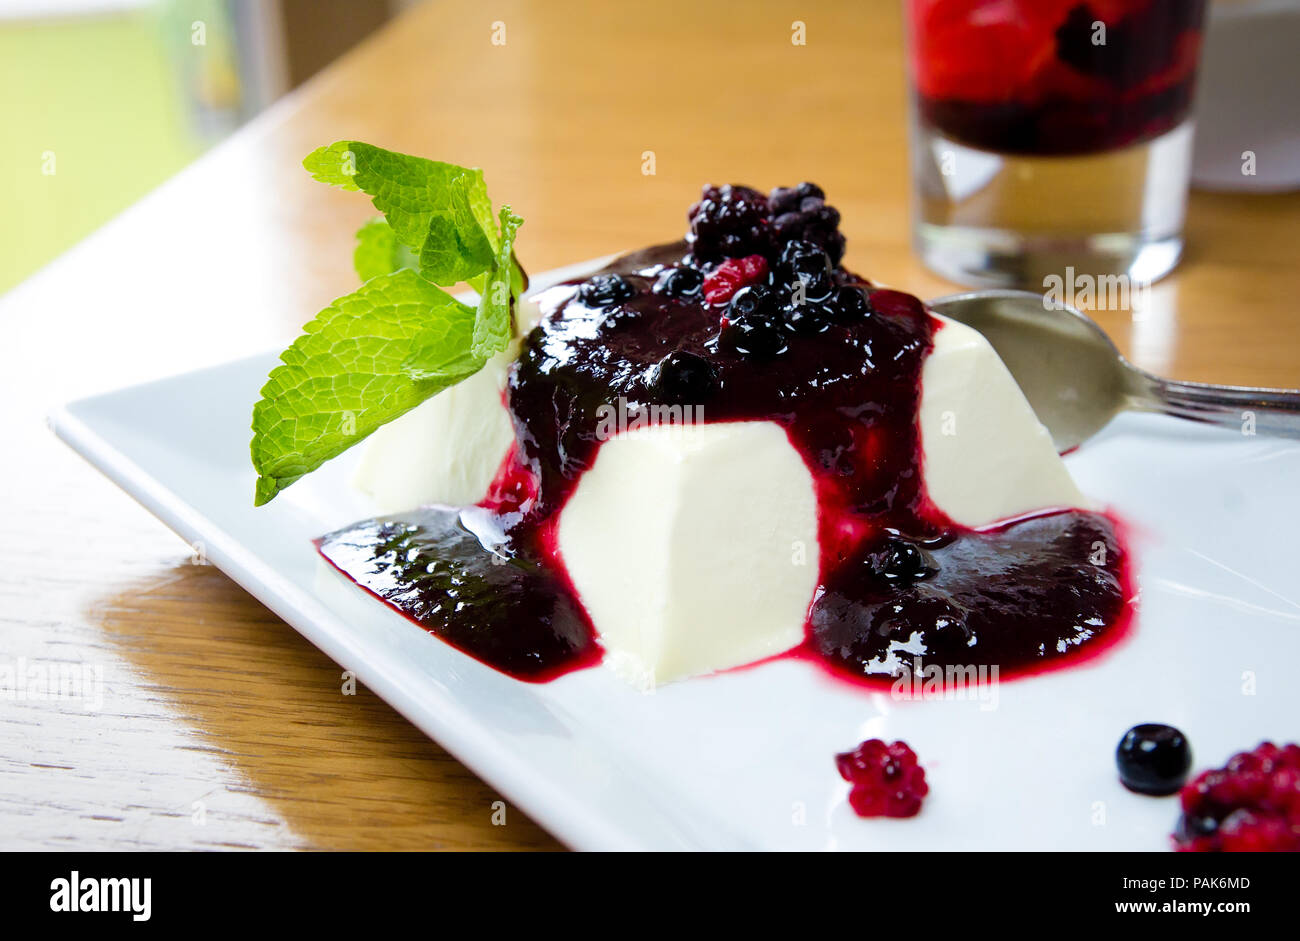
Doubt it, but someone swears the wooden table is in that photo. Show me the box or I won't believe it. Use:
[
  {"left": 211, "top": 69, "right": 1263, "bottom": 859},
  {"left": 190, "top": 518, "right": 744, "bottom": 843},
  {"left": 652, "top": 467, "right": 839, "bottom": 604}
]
[{"left": 3, "top": 0, "right": 1296, "bottom": 851}]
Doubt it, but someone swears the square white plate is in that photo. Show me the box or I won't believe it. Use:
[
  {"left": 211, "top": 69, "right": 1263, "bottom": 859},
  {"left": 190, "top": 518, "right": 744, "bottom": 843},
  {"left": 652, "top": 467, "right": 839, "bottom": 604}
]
[{"left": 50, "top": 264, "right": 1300, "bottom": 850}]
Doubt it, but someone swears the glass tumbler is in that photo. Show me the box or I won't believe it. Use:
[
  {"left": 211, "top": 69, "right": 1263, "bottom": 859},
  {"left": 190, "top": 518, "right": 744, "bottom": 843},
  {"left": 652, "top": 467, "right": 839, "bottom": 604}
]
[{"left": 904, "top": 0, "right": 1208, "bottom": 289}]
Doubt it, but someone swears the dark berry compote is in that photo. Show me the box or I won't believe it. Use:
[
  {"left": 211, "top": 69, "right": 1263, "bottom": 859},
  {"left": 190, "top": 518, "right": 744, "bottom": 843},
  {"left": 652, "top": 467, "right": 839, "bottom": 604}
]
[
  {"left": 908, "top": 0, "right": 1206, "bottom": 155},
  {"left": 319, "top": 182, "right": 1132, "bottom": 685}
]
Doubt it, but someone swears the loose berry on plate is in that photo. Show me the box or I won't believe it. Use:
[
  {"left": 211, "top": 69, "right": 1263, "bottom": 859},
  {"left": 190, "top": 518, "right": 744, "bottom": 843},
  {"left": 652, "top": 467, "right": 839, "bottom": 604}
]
[
  {"left": 1173, "top": 740, "right": 1300, "bottom": 851},
  {"left": 648, "top": 350, "right": 716, "bottom": 405},
  {"left": 702, "top": 254, "right": 768, "bottom": 306},
  {"left": 578, "top": 274, "right": 637, "bottom": 309},
  {"left": 836, "top": 738, "right": 929, "bottom": 818},
  {"left": 1116, "top": 723, "right": 1192, "bottom": 796}
]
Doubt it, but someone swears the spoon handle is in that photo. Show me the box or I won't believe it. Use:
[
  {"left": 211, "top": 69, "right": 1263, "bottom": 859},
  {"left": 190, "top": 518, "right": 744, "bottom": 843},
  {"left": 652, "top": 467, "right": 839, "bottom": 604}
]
[{"left": 1127, "top": 368, "right": 1300, "bottom": 438}]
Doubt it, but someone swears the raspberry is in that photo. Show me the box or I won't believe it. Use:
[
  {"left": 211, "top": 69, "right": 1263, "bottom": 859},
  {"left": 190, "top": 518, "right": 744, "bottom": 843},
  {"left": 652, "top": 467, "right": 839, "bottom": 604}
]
[
  {"left": 1173, "top": 741, "right": 1300, "bottom": 852},
  {"left": 702, "top": 254, "right": 768, "bottom": 306},
  {"left": 835, "top": 739, "right": 929, "bottom": 819},
  {"left": 686, "top": 184, "right": 771, "bottom": 261}
]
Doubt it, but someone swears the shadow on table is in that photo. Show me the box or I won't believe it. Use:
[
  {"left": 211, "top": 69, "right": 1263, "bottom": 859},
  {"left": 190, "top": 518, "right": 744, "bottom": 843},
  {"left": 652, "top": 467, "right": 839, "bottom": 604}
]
[{"left": 86, "top": 562, "right": 563, "bottom": 851}]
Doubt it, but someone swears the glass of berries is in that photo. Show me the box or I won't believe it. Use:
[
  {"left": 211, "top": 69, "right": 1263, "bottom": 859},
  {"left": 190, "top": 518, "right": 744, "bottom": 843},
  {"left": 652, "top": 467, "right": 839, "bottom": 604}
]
[{"left": 904, "top": 0, "right": 1208, "bottom": 289}]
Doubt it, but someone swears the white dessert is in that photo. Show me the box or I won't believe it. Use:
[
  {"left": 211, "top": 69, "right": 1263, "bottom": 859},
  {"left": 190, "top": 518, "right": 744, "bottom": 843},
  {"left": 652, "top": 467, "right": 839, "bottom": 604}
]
[
  {"left": 558, "top": 421, "right": 818, "bottom": 686},
  {"left": 353, "top": 291, "right": 1086, "bottom": 686},
  {"left": 918, "top": 318, "right": 1085, "bottom": 528},
  {"left": 353, "top": 347, "right": 516, "bottom": 513},
  {"left": 352, "top": 294, "right": 545, "bottom": 513}
]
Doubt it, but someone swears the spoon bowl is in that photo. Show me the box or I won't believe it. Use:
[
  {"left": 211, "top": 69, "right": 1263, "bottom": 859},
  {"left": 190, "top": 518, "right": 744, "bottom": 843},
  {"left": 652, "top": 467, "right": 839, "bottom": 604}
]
[{"left": 926, "top": 290, "right": 1300, "bottom": 452}]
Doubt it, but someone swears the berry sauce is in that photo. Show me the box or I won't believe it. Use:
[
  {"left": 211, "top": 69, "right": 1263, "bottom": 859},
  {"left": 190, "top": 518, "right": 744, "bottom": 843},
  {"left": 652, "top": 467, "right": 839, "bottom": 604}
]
[
  {"left": 316, "top": 504, "right": 600, "bottom": 682},
  {"left": 318, "top": 182, "right": 1132, "bottom": 686}
]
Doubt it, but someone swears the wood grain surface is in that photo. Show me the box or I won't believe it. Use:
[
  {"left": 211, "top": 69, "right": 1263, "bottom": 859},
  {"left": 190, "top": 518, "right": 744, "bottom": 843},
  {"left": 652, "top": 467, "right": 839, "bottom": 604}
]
[{"left": 2, "top": 0, "right": 1296, "bottom": 851}]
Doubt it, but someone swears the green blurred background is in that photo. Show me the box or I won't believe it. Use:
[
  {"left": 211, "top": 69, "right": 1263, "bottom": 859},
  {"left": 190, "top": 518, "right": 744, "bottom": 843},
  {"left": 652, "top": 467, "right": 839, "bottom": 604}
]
[{"left": 0, "top": 0, "right": 397, "bottom": 294}]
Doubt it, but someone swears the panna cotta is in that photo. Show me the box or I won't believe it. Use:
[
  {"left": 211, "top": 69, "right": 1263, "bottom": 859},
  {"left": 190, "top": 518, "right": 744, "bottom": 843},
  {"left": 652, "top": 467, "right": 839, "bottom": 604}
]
[{"left": 322, "top": 182, "right": 1129, "bottom": 687}]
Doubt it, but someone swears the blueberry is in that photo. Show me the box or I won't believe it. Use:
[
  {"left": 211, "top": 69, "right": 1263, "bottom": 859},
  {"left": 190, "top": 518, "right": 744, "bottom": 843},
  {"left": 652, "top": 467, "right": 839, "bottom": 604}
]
[
  {"left": 600, "top": 308, "right": 642, "bottom": 332},
  {"left": 655, "top": 265, "right": 704, "bottom": 298},
  {"left": 578, "top": 274, "right": 637, "bottom": 309},
  {"left": 723, "top": 285, "right": 788, "bottom": 357},
  {"left": 785, "top": 300, "right": 832, "bottom": 336},
  {"left": 720, "top": 316, "right": 786, "bottom": 360},
  {"left": 1116, "top": 724, "right": 1193, "bottom": 796},
  {"left": 873, "top": 539, "right": 936, "bottom": 583},
  {"left": 649, "top": 350, "right": 715, "bottom": 405},
  {"left": 782, "top": 248, "right": 833, "bottom": 300},
  {"left": 830, "top": 285, "right": 873, "bottom": 324},
  {"left": 727, "top": 285, "right": 772, "bottom": 319},
  {"left": 779, "top": 239, "right": 822, "bottom": 267}
]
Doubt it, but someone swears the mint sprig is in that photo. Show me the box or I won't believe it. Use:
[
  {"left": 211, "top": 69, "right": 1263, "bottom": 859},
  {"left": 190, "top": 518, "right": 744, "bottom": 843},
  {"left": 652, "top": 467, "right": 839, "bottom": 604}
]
[
  {"left": 353, "top": 218, "right": 417, "bottom": 282},
  {"left": 304, "top": 141, "right": 498, "bottom": 283},
  {"left": 250, "top": 142, "right": 523, "bottom": 505}
]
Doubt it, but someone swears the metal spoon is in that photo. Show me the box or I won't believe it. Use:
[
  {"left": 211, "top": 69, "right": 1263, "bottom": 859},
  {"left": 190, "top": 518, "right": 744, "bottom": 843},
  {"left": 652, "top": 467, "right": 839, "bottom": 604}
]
[{"left": 926, "top": 289, "right": 1300, "bottom": 452}]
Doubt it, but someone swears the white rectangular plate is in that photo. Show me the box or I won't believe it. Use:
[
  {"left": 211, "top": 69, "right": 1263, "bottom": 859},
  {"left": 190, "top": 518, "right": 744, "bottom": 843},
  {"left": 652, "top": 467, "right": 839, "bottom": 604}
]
[{"left": 50, "top": 265, "right": 1300, "bottom": 850}]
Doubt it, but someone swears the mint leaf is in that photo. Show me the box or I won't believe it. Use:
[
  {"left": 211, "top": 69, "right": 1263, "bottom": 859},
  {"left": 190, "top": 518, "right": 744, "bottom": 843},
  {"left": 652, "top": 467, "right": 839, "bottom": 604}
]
[
  {"left": 304, "top": 142, "right": 496, "bottom": 283},
  {"left": 250, "top": 269, "right": 480, "bottom": 505},
  {"left": 353, "top": 218, "right": 418, "bottom": 282},
  {"left": 473, "top": 207, "right": 523, "bottom": 358},
  {"left": 399, "top": 207, "right": 521, "bottom": 383}
]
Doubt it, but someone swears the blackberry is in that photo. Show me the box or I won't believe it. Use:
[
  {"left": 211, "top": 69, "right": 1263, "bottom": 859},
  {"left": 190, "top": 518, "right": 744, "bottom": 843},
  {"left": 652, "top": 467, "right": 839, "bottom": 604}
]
[
  {"left": 654, "top": 265, "right": 704, "bottom": 298},
  {"left": 768, "top": 182, "right": 824, "bottom": 215},
  {"left": 687, "top": 184, "right": 771, "bottom": 262},
  {"left": 769, "top": 185, "right": 846, "bottom": 264},
  {"left": 578, "top": 274, "right": 637, "bottom": 309},
  {"left": 648, "top": 350, "right": 715, "bottom": 405}
]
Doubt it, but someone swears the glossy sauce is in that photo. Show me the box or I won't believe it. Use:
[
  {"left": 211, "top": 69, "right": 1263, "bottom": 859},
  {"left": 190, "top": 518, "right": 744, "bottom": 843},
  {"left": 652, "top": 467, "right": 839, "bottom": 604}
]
[{"left": 319, "top": 244, "right": 1132, "bottom": 685}]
